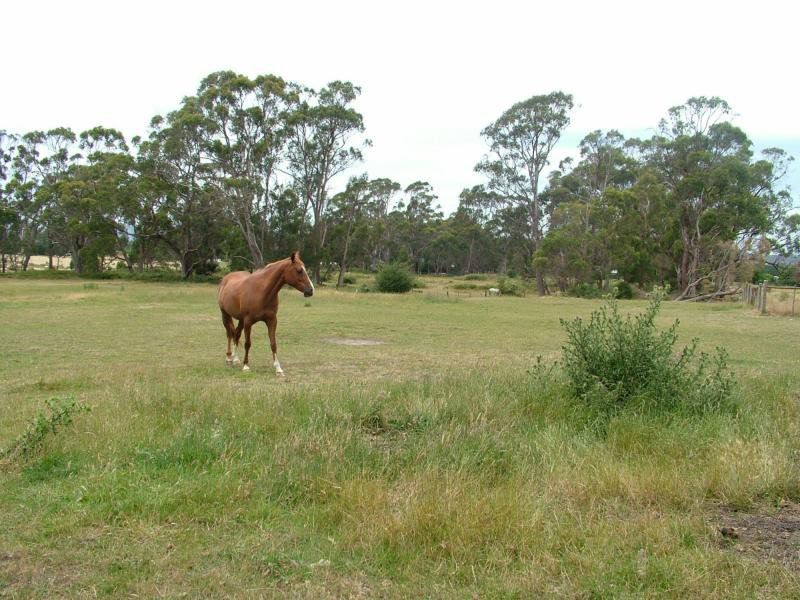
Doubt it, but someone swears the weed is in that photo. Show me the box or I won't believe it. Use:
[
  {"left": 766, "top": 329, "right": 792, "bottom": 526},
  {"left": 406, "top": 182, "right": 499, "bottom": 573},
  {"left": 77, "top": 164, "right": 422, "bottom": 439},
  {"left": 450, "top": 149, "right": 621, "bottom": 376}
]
[{"left": 1, "top": 396, "right": 90, "bottom": 461}]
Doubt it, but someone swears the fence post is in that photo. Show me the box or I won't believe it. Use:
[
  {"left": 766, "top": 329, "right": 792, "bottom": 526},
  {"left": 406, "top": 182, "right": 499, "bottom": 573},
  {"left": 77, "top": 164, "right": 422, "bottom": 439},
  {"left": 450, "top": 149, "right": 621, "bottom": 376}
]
[
  {"left": 793, "top": 287, "right": 797, "bottom": 317},
  {"left": 760, "top": 283, "right": 768, "bottom": 315}
]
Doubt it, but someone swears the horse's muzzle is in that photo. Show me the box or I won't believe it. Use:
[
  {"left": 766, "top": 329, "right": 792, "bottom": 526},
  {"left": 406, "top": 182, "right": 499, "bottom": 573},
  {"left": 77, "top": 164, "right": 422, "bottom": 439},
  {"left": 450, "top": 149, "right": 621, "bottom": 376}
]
[{"left": 304, "top": 289, "right": 314, "bottom": 297}]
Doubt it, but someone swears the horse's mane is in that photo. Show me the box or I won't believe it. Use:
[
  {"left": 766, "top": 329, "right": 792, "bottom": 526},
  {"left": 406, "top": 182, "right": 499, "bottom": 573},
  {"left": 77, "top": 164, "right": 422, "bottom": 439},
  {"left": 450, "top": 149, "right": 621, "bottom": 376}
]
[{"left": 256, "top": 256, "right": 291, "bottom": 273}]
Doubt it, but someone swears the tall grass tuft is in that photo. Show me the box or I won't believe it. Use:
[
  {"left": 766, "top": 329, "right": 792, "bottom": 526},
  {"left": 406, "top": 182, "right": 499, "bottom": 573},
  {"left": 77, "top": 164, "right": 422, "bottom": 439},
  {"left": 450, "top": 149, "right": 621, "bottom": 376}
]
[{"left": 560, "top": 296, "right": 736, "bottom": 414}]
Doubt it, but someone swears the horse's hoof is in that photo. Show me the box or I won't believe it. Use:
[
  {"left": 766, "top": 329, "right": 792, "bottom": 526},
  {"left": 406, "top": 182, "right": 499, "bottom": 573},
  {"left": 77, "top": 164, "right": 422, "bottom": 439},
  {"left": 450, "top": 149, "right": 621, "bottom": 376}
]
[
  {"left": 232, "top": 357, "right": 241, "bottom": 365},
  {"left": 242, "top": 364, "right": 250, "bottom": 372},
  {"left": 276, "top": 370, "right": 285, "bottom": 377}
]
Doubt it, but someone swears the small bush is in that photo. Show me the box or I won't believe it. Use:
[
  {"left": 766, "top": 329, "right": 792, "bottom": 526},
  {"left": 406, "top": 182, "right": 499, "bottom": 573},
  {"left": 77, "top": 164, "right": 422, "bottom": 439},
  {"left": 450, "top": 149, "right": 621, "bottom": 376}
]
[
  {"left": 569, "top": 282, "right": 603, "bottom": 299},
  {"left": 342, "top": 274, "right": 357, "bottom": 285},
  {"left": 497, "top": 276, "right": 525, "bottom": 297},
  {"left": 1, "top": 396, "right": 91, "bottom": 461},
  {"left": 559, "top": 296, "right": 735, "bottom": 414},
  {"left": 375, "top": 263, "right": 414, "bottom": 293},
  {"left": 464, "top": 274, "right": 488, "bottom": 281},
  {"left": 613, "top": 280, "right": 634, "bottom": 299}
]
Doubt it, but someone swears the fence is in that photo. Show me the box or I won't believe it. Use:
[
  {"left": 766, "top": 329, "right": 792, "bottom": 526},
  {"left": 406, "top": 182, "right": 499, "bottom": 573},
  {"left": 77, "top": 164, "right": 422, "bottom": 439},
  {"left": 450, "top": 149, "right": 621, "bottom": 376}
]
[{"left": 743, "top": 283, "right": 798, "bottom": 316}]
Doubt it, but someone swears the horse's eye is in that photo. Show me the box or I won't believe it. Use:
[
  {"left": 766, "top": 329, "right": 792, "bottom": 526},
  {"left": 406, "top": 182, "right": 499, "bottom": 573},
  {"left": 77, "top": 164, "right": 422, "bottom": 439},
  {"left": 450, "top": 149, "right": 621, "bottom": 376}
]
[{"left": 297, "top": 268, "right": 303, "bottom": 274}]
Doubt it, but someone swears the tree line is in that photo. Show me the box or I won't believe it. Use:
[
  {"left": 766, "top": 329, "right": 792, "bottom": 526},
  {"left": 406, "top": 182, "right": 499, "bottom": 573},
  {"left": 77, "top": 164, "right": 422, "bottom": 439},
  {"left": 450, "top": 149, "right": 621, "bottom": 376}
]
[{"left": 1, "top": 72, "right": 797, "bottom": 298}]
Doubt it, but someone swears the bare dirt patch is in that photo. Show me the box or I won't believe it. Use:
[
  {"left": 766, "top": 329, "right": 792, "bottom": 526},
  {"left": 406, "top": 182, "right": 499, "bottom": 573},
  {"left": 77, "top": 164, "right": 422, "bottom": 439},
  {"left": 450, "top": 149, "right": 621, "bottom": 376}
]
[
  {"left": 713, "top": 501, "right": 800, "bottom": 567},
  {"left": 323, "top": 337, "right": 385, "bottom": 346}
]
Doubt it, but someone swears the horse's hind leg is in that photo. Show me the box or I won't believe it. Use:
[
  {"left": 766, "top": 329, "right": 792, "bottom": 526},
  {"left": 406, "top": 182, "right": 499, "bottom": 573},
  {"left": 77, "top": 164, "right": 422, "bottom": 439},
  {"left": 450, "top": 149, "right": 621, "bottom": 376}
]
[
  {"left": 221, "top": 311, "right": 240, "bottom": 366},
  {"left": 232, "top": 320, "right": 244, "bottom": 365}
]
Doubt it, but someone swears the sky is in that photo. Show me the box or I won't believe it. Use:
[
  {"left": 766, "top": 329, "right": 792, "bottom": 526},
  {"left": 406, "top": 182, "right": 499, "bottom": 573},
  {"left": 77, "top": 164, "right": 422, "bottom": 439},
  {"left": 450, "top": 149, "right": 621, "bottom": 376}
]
[{"left": 3, "top": 0, "right": 799, "bottom": 214}]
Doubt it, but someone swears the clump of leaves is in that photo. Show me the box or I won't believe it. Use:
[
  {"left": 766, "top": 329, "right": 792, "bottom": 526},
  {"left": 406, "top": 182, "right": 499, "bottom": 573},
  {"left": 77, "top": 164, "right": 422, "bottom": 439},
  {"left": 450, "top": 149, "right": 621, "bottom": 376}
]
[
  {"left": 1, "top": 396, "right": 90, "bottom": 461},
  {"left": 559, "top": 295, "right": 735, "bottom": 414},
  {"left": 375, "top": 262, "right": 415, "bottom": 293}
]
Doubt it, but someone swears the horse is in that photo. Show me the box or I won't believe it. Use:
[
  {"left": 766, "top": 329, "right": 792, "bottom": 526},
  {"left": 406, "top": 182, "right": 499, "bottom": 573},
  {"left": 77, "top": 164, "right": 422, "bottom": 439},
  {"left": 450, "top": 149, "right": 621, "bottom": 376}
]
[{"left": 217, "top": 251, "right": 314, "bottom": 374}]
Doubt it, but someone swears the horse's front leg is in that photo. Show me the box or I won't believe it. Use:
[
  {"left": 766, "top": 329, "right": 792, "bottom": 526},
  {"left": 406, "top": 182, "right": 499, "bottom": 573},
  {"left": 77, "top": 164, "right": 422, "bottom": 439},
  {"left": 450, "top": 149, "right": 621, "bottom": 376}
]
[
  {"left": 266, "top": 316, "right": 284, "bottom": 376},
  {"left": 241, "top": 321, "right": 253, "bottom": 372}
]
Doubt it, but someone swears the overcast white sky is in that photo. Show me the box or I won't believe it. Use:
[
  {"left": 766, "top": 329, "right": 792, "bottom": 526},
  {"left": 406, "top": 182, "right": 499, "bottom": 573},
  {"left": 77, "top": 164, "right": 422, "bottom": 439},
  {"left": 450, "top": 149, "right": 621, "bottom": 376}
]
[{"left": 3, "top": 0, "right": 798, "bottom": 213}]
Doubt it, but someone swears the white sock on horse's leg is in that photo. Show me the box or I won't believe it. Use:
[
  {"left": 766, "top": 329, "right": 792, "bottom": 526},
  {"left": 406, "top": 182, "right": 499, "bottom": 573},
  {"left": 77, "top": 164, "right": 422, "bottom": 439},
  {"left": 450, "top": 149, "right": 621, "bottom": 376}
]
[{"left": 273, "top": 357, "right": 284, "bottom": 375}]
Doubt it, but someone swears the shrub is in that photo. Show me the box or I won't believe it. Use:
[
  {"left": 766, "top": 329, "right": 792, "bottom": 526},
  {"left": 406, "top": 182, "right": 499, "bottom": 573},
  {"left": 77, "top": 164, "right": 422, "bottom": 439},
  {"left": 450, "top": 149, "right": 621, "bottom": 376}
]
[
  {"left": 613, "top": 280, "right": 634, "bottom": 299},
  {"left": 569, "top": 282, "right": 603, "bottom": 299},
  {"left": 342, "top": 274, "right": 357, "bottom": 285},
  {"left": 464, "top": 274, "right": 488, "bottom": 281},
  {"left": 375, "top": 263, "right": 414, "bottom": 293},
  {"left": 559, "top": 296, "right": 735, "bottom": 414},
  {"left": 497, "top": 276, "right": 525, "bottom": 297}
]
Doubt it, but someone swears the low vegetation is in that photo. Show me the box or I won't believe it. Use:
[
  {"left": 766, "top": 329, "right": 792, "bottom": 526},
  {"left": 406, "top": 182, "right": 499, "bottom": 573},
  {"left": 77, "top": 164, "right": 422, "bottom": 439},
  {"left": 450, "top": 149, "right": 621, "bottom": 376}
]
[
  {"left": 374, "top": 262, "right": 415, "bottom": 293},
  {"left": 1, "top": 279, "right": 799, "bottom": 596}
]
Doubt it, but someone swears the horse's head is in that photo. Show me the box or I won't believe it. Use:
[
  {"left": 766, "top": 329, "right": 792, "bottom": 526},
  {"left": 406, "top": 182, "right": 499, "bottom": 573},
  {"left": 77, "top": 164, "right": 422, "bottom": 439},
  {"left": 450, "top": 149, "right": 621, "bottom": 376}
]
[{"left": 283, "top": 251, "right": 314, "bottom": 297}]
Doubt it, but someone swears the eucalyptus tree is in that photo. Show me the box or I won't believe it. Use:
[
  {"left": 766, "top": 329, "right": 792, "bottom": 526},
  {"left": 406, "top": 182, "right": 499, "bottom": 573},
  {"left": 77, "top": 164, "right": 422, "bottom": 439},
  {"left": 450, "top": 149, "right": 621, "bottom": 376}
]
[
  {"left": 328, "top": 175, "right": 400, "bottom": 286},
  {"left": 283, "top": 81, "right": 368, "bottom": 281},
  {"left": 139, "top": 101, "right": 225, "bottom": 277},
  {"left": 6, "top": 128, "right": 77, "bottom": 269},
  {"left": 47, "top": 127, "right": 135, "bottom": 275},
  {"left": 0, "top": 131, "right": 17, "bottom": 272},
  {"left": 643, "top": 97, "right": 792, "bottom": 298},
  {"left": 388, "top": 181, "right": 443, "bottom": 272},
  {"left": 198, "top": 71, "right": 293, "bottom": 268},
  {"left": 476, "top": 91, "right": 574, "bottom": 294}
]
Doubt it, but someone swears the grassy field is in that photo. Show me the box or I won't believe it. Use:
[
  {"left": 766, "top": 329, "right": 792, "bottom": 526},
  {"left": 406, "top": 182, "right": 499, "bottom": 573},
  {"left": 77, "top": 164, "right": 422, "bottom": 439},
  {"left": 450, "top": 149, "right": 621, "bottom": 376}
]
[{"left": 1, "top": 277, "right": 799, "bottom": 598}]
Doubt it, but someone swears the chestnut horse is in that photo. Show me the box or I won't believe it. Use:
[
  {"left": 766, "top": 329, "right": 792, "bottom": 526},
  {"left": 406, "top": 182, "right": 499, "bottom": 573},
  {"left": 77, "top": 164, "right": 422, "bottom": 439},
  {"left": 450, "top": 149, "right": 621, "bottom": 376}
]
[{"left": 217, "top": 251, "right": 314, "bottom": 374}]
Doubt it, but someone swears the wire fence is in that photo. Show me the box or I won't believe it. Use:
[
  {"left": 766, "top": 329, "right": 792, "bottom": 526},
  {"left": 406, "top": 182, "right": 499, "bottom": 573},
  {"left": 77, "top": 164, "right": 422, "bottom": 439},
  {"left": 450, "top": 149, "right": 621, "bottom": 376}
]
[{"left": 743, "top": 283, "right": 798, "bottom": 317}]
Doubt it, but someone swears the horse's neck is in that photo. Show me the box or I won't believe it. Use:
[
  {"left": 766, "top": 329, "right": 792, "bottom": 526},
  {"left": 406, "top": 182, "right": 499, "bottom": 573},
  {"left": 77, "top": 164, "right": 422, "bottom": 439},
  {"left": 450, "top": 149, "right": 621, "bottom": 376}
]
[{"left": 253, "top": 261, "right": 285, "bottom": 299}]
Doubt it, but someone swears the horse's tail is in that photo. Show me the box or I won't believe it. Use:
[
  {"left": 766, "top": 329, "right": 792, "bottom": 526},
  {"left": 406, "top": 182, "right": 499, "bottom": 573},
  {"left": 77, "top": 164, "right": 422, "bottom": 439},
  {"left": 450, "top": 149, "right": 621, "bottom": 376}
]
[{"left": 233, "top": 319, "right": 244, "bottom": 347}]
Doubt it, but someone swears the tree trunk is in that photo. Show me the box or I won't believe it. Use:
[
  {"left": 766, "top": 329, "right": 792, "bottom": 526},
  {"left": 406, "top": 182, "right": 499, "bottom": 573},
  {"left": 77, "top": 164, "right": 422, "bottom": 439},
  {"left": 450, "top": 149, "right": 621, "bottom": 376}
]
[{"left": 181, "top": 252, "right": 194, "bottom": 280}]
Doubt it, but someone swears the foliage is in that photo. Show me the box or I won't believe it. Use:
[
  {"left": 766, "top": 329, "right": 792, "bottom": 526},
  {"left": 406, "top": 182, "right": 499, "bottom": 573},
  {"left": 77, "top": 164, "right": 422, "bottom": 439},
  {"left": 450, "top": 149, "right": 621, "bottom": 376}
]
[
  {"left": 569, "top": 282, "right": 604, "bottom": 299},
  {"left": 560, "top": 296, "right": 735, "bottom": 413},
  {"left": 375, "top": 262, "right": 414, "bottom": 293},
  {"left": 1, "top": 396, "right": 90, "bottom": 461},
  {"left": 497, "top": 276, "right": 525, "bottom": 296},
  {"left": 613, "top": 280, "right": 634, "bottom": 299}
]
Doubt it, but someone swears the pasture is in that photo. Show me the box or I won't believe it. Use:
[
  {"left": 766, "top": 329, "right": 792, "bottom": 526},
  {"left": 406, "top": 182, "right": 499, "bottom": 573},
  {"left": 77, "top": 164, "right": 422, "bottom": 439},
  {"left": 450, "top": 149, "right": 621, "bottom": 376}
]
[{"left": 1, "top": 278, "right": 800, "bottom": 597}]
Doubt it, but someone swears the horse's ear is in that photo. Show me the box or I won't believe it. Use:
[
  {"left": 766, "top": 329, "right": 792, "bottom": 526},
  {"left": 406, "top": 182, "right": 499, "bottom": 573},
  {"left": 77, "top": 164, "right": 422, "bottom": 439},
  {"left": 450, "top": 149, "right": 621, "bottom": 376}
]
[{"left": 290, "top": 251, "right": 299, "bottom": 263}]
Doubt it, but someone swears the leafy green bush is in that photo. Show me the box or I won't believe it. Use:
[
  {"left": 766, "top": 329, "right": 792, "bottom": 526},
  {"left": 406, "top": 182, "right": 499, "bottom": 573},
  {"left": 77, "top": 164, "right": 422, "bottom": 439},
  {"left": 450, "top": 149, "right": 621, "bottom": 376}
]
[
  {"left": 1, "top": 397, "right": 91, "bottom": 461},
  {"left": 569, "top": 282, "right": 603, "bottom": 299},
  {"left": 497, "top": 276, "right": 525, "bottom": 297},
  {"left": 342, "top": 274, "right": 357, "bottom": 285},
  {"left": 613, "top": 280, "right": 634, "bottom": 299},
  {"left": 559, "top": 296, "right": 735, "bottom": 414},
  {"left": 375, "top": 263, "right": 414, "bottom": 293}
]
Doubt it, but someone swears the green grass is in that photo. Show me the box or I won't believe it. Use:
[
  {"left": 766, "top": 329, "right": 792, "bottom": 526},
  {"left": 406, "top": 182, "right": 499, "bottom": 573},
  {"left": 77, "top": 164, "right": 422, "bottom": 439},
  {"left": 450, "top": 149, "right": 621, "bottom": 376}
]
[{"left": 1, "top": 279, "right": 800, "bottom": 597}]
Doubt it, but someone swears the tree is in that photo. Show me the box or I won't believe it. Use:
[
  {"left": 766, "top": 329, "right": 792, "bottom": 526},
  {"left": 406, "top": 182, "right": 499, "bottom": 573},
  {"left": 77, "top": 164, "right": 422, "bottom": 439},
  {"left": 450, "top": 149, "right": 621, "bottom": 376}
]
[
  {"left": 0, "top": 131, "right": 17, "bottom": 272},
  {"left": 643, "top": 97, "right": 792, "bottom": 298},
  {"left": 47, "top": 128, "right": 135, "bottom": 275},
  {"left": 283, "top": 81, "right": 368, "bottom": 281},
  {"left": 328, "top": 175, "right": 400, "bottom": 286},
  {"left": 198, "top": 72, "right": 293, "bottom": 268},
  {"left": 476, "top": 91, "right": 574, "bottom": 294},
  {"left": 6, "top": 128, "right": 78, "bottom": 270},
  {"left": 138, "top": 103, "right": 225, "bottom": 278}
]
